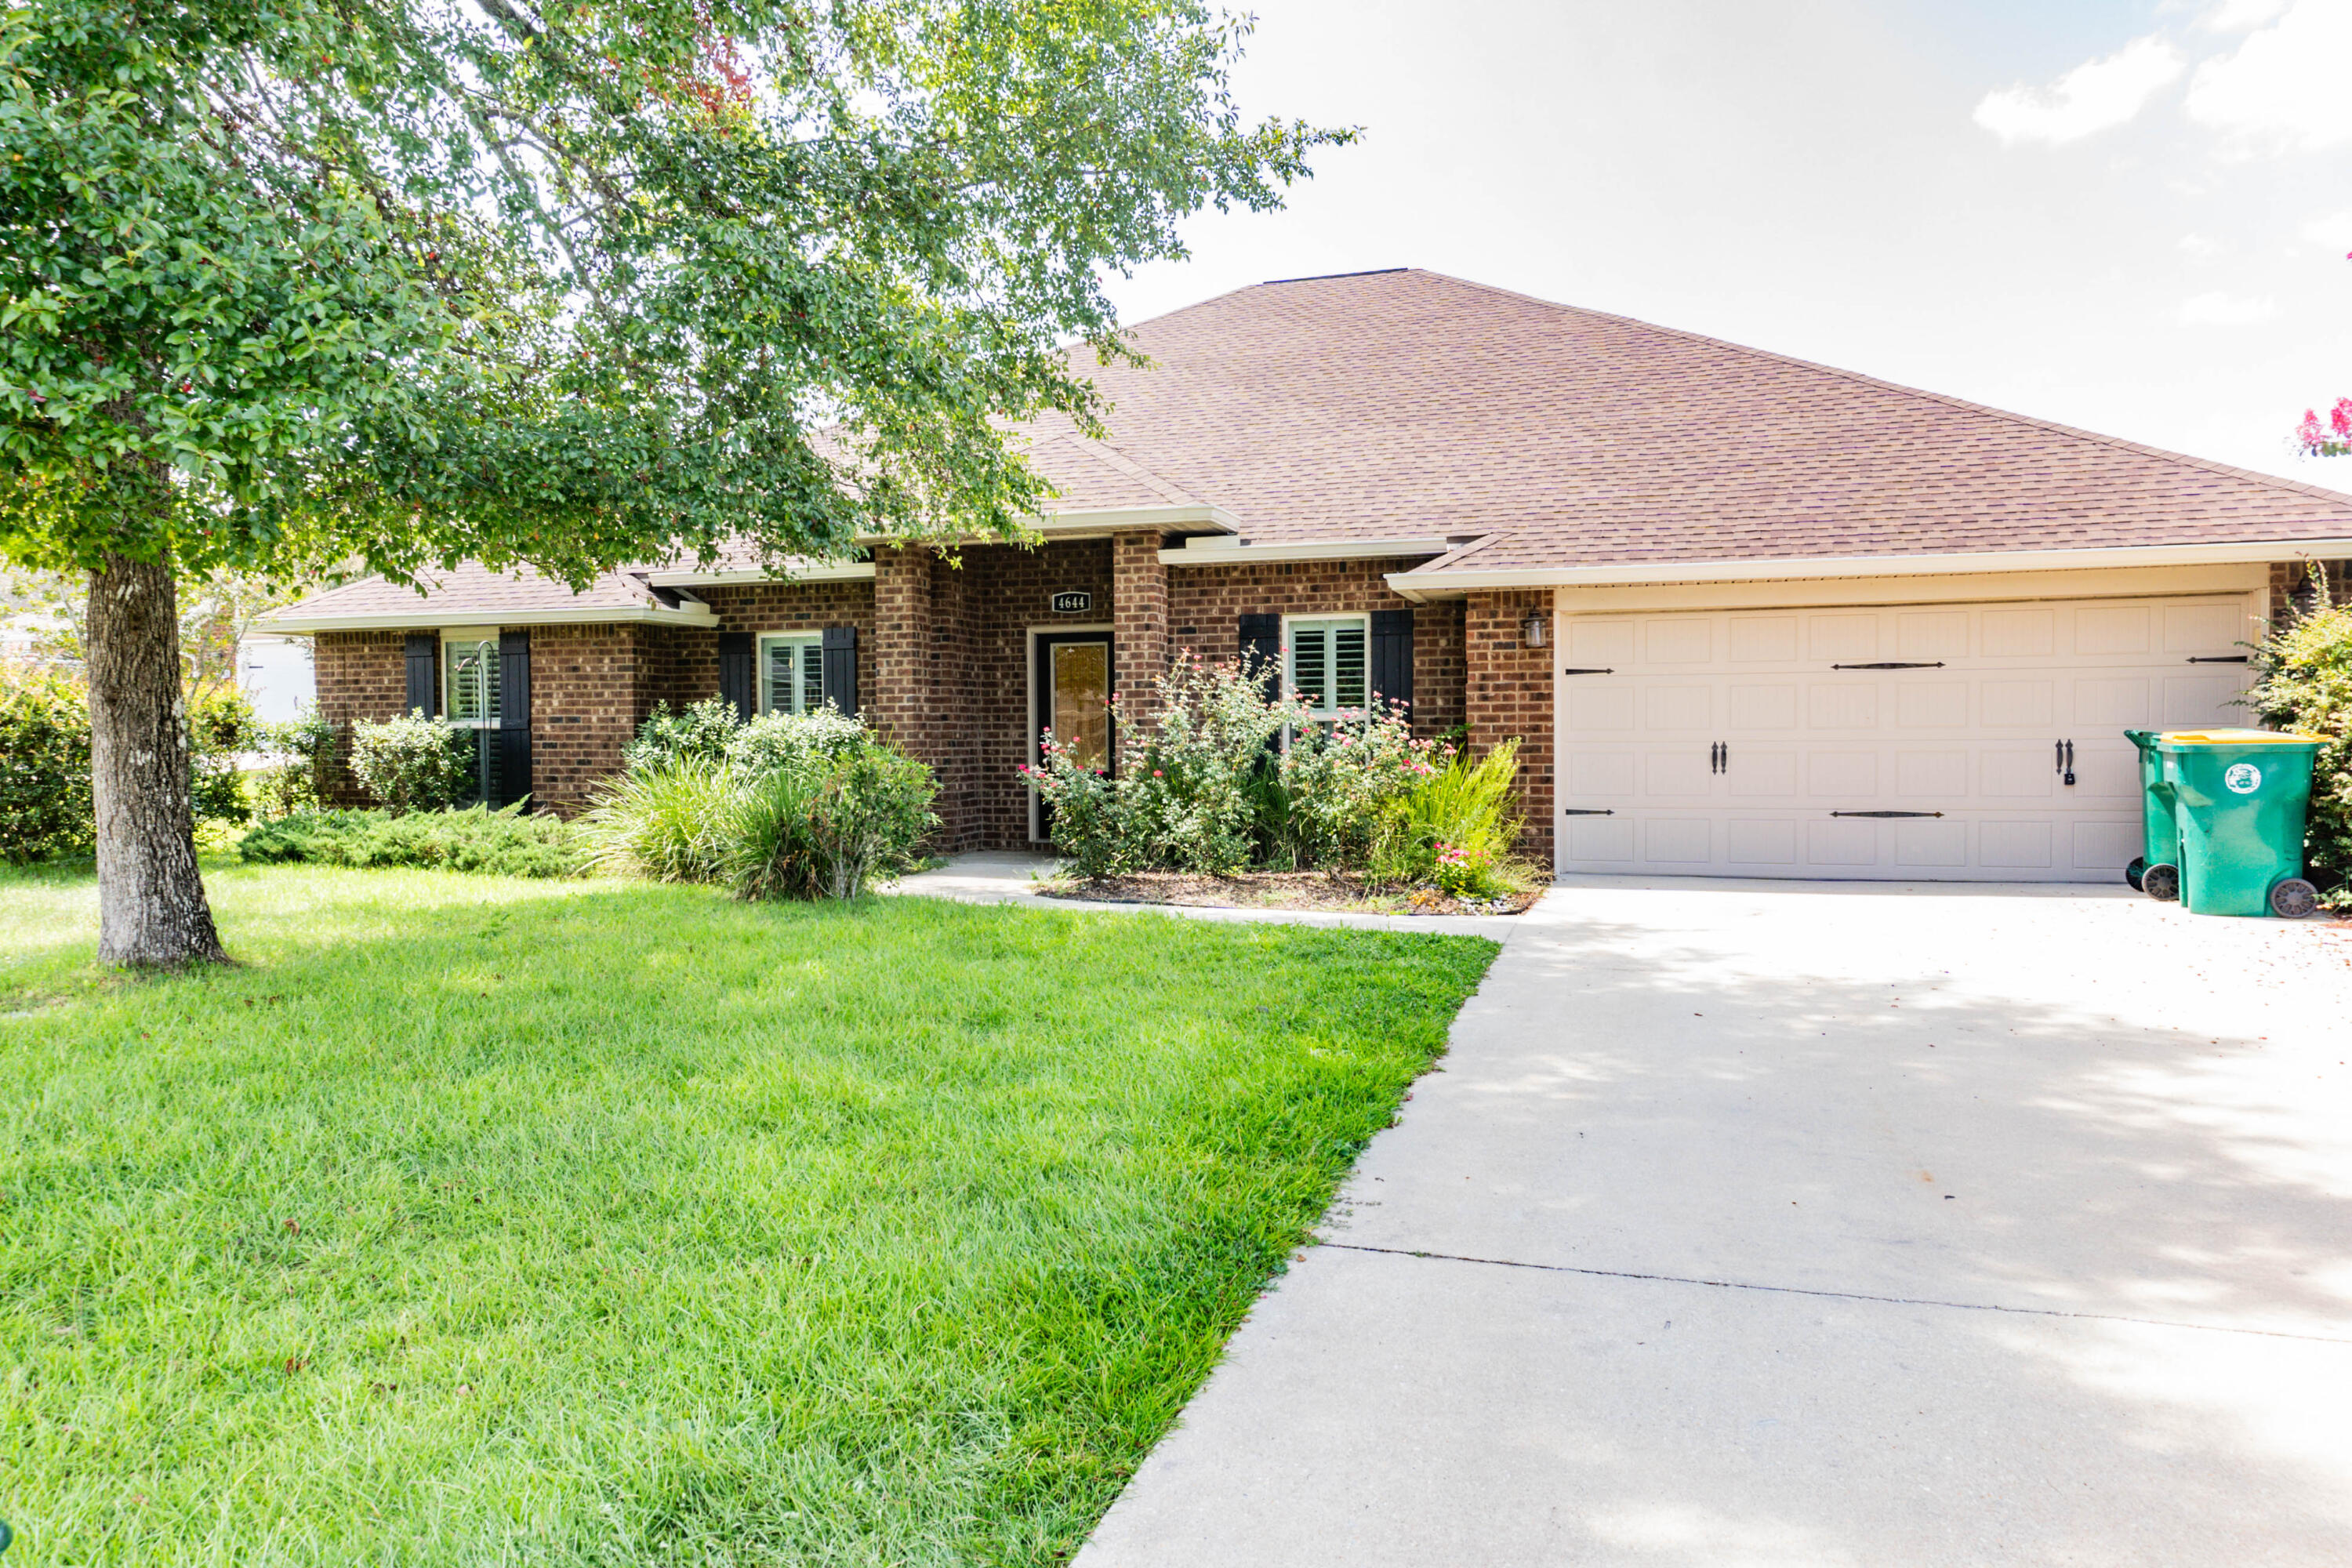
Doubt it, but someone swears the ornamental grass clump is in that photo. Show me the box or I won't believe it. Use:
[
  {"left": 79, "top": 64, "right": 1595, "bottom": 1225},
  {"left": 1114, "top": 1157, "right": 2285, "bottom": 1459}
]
[
  {"left": 2245, "top": 570, "right": 2352, "bottom": 906},
  {"left": 1370, "top": 739, "right": 1526, "bottom": 898}
]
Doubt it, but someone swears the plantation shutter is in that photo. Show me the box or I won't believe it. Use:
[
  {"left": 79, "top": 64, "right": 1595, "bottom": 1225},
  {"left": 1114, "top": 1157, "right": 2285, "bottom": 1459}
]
[
  {"left": 717, "top": 632, "right": 755, "bottom": 720},
  {"left": 1238, "top": 614, "right": 1282, "bottom": 700},
  {"left": 496, "top": 630, "right": 532, "bottom": 808},
  {"left": 822, "top": 626, "right": 859, "bottom": 717},
  {"left": 1370, "top": 608, "right": 1414, "bottom": 718},
  {"left": 405, "top": 633, "right": 437, "bottom": 717}
]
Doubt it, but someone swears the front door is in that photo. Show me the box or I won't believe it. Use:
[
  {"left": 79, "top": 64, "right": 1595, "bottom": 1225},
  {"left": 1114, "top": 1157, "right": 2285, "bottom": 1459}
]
[{"left": 1033, "top": 632, "right": 1112, "bottom": 837}]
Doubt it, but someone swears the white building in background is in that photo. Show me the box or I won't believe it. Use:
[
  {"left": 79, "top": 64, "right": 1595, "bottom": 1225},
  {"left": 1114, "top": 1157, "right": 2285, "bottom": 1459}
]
[{"left": 238, "top": 633, "right": 314, "bottom": 724}]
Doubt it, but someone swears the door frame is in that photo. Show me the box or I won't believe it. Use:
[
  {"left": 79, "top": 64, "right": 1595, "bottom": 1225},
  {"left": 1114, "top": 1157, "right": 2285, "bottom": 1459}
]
[{"left": 1028, "top": 624, "right": 1114, "bottom": 843}]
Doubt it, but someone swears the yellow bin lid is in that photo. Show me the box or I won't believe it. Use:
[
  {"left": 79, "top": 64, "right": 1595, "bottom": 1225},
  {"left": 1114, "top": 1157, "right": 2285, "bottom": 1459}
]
[{"left": 2155, "top": 728, "right": 2321, "bottom": 744}]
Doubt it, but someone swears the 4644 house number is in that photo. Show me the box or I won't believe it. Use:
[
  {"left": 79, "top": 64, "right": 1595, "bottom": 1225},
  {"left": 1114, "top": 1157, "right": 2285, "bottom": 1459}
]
[{"left": 1051, "top": 590, "right": 1092, "bottom": 615}]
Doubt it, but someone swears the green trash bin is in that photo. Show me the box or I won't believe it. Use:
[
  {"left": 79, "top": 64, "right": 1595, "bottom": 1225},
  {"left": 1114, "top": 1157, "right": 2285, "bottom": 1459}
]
[
  {"left": 2122, "top": 729, "right": 2178, "bottom": 892},
  {"left": 2136, "top": 729, "right": 2324, "bottom": 917}
]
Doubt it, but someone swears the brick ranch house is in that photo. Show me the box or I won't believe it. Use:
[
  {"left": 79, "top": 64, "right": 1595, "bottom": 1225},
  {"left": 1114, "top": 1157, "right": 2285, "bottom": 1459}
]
[{"left": 272, "top": 268, "right": 2352, "bottom": 883}]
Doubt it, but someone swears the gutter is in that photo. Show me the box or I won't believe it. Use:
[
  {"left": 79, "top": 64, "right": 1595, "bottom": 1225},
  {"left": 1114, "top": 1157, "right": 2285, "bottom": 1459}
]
[
  {"left": 265, "top": 600, "right": 720, "bottom": 633},
  {"left": 644, "top": 561, "right": 877, "bottom": 587},
  {"left": 1385, "top": 537, "right": 2352, "bottom": 600},
  {"left": 1160, "top": 535, "right": 1453, "bottom": 567}
]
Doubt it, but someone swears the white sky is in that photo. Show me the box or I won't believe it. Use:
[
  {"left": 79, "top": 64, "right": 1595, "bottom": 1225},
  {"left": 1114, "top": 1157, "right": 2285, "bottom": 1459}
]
[{"left": 1109, "top": 0, "right": 2352, "bottom": 484}]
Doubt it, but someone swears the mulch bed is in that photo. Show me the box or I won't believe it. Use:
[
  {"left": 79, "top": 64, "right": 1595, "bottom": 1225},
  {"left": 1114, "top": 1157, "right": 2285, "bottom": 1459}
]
[{"left": 1034, "top": 869, "right": 1544, "bottom": 917}]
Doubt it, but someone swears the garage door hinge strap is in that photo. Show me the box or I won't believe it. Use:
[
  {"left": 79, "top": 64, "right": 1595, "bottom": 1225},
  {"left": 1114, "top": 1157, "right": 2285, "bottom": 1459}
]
[
  {"left": 1830, "top": 810, "right": 1944, "bottom": 818},
  {"left": 1560, "top": 808, "right": 1616, "bottom": 815},
  {"left": 1830, "top": 661, "right": 1945, "bottom": 670},
  {"left": 2185, "top": 655, "right": 2249, "bottom": 664},
  {"left": 1559, "top": 666, "right": 1615, "bottom": 675}
]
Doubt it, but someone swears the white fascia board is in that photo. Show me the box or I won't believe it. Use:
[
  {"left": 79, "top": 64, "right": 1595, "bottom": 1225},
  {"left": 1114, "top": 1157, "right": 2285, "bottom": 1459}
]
[
  {"left": 264, "top": 602, "right": 720, "bottom": 633},
  {"left": 1160, "top": 535, "right": 1453, "bottom": 567},
  {"left": 1388, "top": 538, "right": 2352, "bottom": 597},
  {"left": 643, "top": 562, "right": 877, "bottom": 587},
  {"left": 851, "top": 503, "right": 1243, "bottom": 547}
]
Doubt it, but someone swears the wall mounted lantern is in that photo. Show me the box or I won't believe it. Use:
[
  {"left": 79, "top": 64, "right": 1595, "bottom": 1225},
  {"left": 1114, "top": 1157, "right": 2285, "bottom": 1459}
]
[{"left": 1521, "top": 608, "right": 1550, "bottom": 648}]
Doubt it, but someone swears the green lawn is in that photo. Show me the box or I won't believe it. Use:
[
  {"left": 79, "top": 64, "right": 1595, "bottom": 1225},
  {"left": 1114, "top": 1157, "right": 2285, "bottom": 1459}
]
[{"left": 0, "top": 864, "right": 1494, "bottom": 1566}]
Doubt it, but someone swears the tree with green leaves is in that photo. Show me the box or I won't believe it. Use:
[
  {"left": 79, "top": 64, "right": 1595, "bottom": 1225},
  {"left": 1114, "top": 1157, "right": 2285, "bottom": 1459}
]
[{"left": 0, "top": 0, "right": 1346, "bottom": 965}]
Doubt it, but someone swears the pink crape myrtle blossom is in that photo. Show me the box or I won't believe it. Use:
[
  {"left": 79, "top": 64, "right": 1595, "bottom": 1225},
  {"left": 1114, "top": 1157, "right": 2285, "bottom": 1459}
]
[{"left": 2297, "top": 397, "right": 2352, "bottom": 459}]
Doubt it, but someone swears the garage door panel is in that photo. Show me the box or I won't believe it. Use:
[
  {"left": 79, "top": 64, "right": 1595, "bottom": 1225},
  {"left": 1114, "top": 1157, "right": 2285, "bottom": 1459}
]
[
  {"left": 1645, "top": 751, "right": 1712, "bottom": 797},
  {"left": 1894, "top": 818, "right": 1968, "bottom": 867},
  {"left": 1896, "top": 611, "right": 1970, "bottom": 661},
  {"left": 1896, "top": 682, "right": 1969, "bottom": 728},
  {"left": 1806, "top": 614, "right": 1878, "bottom": 662},
  {"left": 1727, "top": 750, "right": 1798, "bottom": 798},
  {"left": 1807, "top": 684, "right": 1878, "bottom": 729},
  {"left": 2074, "top": 605, "right": 2152, "bottom": 655},
  {"left": 1556, "top": 592, "right": 2255, "bottom": 883},
  {"left": 1980, "top": 680, "right": 2054, "bottom": 728},
  {"left": 1729, "top": 617, "right": 1798, "bottom": 662},
  {"left": 1726, "top": 818, "right": 1799, "bottom": 866},
  {"left": 1728, "top": 683, "right": 1798, "bottom": 729}
]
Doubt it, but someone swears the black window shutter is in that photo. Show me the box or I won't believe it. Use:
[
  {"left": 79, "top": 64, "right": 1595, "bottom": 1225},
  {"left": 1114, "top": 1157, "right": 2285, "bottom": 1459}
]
[
  {"left": 1370, "top": 608, "right": 1414, "bottom": 717},
  {"left": 821, "top": 626, "right": 859, "bottom": 717},
  {"left": 405, "top": 633, "right": 437, "bottom": 717},
  {"left": 1238, "top": 614, "right": 1283, "bottom": 699},
  {"left": 717, "top": 632, "right": 755, "bottom": 720},
  {"left": 496, "top": 630, "right": 531, "bottom": 808}
]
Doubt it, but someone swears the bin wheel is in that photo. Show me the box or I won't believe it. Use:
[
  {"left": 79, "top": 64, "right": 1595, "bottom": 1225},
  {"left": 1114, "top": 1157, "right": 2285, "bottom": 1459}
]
[
  {"left": 2125, "top": 856, "right": 2146, "bottom": 891},
  {"left": 2142, "top": 863, "right": 2180, "bottom": 902},
  {"left": 2270, "top": 878, "right": 2320, "bottom": 919}
]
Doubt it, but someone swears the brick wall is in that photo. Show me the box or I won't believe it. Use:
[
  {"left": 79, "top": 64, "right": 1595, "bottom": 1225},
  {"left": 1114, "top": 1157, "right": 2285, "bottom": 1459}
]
[
  {"left": 1464, "top": 590, "right": 1555, "bottom": 867},
  {"left": 312, "top": 630, "right": 411, "bottom": 804},
  {"left": 1164, "top": 557, "right": 1466, "bottom": 742},
  {"left": 671, "top": 579, "right": 879, "bottom": 711},
  {"left": 1112, "top": 534, "right": 1171, "bottom": 735},
  {"left": 526, "top": 624, "right": 657, "bottom": 813}
]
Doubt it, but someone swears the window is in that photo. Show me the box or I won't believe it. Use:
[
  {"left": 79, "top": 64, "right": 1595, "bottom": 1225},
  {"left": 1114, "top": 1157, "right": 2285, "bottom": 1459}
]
[
  {"left": 1287, "top": 615, "right": 1368, "bottom": 717},
  {"left": 760, "top": 632, "right": 826, "bottom": 715},
  {"left": 443, "top": 636, "right": 500, "bottom": 726}
]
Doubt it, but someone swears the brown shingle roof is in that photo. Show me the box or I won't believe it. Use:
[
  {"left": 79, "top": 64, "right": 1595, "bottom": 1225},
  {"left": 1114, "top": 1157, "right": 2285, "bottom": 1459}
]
[
  {"left": 1026, "top": 268, "right": 2352, "bottom": 568},
  {"left": 274, "top": 561, "right": 680, "bottom": 623}
]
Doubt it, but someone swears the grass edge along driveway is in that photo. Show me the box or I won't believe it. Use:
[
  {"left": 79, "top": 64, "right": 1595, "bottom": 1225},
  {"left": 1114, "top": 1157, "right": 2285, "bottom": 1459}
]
[{"left": 0, "top": 864, "right": 1496, "bottom": 1566}]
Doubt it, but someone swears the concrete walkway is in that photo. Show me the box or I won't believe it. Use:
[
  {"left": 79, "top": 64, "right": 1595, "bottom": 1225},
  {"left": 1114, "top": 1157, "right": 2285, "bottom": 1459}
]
[
  {"left": 1077, "top": 877, "right": 2352, "bottom": 1566},
  {"left": 882, "top": 851, "right": 1524, "bottom": 938}
]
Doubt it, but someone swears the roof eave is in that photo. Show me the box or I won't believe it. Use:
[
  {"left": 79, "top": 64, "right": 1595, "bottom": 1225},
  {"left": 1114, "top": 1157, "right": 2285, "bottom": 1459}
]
[
  {"left": 851, "top": 503, "right": 1243, "bottom": 547},
  {"left": 1159, "top": 535, "right": 1454, "bottom": 567},
  {"left": 644, "top": 562, "right": 877, "bottom": 587},
  {"left": 1388, "top": 537, "right": 2352, "bottom": 598}
]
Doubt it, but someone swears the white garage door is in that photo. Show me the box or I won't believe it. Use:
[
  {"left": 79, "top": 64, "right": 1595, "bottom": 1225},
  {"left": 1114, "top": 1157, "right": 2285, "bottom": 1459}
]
[{"left": 1554, "top": 593, "right": 2258, "bottom": 882}]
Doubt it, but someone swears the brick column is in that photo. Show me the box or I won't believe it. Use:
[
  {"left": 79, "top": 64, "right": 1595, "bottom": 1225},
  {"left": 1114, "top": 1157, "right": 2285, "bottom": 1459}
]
[
  {"left": 1464, "top": 590, "right": 1555, "bottom": 868},
  {"left": 1111, "top": 531, "right": 1171, "bottom": 738},
  {"left": 873, "top": 543, "right": 937, "bottom": 763}
]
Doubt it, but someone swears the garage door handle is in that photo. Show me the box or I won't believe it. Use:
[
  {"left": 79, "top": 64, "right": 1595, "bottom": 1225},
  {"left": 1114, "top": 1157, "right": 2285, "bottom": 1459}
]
[
  {"left": 1831, "top": 810, "right": 1944, "bottom": 818},
  {"left": 1830, "top": 661, "right": 1945, "bottom": 670},
  {"left": 2185, "top": 655, "right": 2249, "bottom": 664}
]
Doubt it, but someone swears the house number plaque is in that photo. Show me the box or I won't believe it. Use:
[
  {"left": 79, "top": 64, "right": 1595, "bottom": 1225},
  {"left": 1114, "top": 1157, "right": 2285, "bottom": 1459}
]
[{"left": 1051, "top": 590, "right": 1092, "bottom": 615}]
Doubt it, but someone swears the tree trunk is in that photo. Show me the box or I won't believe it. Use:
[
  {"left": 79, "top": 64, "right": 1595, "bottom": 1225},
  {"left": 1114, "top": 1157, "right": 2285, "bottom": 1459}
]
[{"left": 86, "top": 551, "right": 228, "bottom": 967}]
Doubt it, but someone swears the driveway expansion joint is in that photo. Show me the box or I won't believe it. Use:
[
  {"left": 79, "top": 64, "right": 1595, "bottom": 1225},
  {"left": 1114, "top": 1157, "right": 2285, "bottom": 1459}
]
[{"left": 1319, "top": 1241, "right": 2352, "bottom": 1345}]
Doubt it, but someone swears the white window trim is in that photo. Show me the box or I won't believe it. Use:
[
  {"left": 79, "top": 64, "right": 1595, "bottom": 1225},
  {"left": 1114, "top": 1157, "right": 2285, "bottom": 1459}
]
[
  {"left": 1282, "top": 612, "right": 1371, "bottom": 720},
  {"left": 441, "top": 633, "right": 502, "bottom": 729},
  {"left": 757, "top": 630, "right": 825, "bottom": 716}
]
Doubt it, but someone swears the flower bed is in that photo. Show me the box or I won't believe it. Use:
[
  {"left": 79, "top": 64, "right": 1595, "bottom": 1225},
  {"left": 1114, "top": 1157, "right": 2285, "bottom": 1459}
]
[
  {"left": 1035, "top": 868, "right": 1544, "bottom": 916},
  {"left": 1025, "top": 650, "right": 1542, "bottom": 903}
]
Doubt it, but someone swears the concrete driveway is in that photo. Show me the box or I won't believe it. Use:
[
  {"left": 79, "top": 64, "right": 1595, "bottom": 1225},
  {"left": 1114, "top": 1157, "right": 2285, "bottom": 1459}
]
[{"left": 1077, "top": 878, "right": 2352, "bottom": 1567}]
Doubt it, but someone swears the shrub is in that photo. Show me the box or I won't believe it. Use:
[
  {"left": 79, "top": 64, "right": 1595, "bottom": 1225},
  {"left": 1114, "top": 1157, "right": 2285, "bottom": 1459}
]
[
  {"left": 0, "top": 670, "right": 95, "bottom": 862},
  {"left": 622, "top": 698, "right": 743, "bottom": 772},
  {"left": 727, "top": 705, "right": 868, "bottom": 775},
  {"left": 237, "top": 805, "right": 587, "bottom": 878},
  {"left": 1028, "top": 651, "right": 1448, "bottom": 877},
  {"left": 579, "top": 754, "right": 742, "bottom": 884},
  {"left": 253, "top": 703, "right": 337, "bottom": 819},
  {"left": 2246, "top": 581, "right": 2352, "bottom": 905},
  {"left": 1371, "top": 739, "right": 1523, "bottom": 896},
  {"left": 348, "top": 711, "right": 473, "bottom": 815},
  {"left": 728, "top": 746, "right": 938, "bottom": 901},
  {"left": 188, "top": 685, "right": 260, "bottom": 826}
]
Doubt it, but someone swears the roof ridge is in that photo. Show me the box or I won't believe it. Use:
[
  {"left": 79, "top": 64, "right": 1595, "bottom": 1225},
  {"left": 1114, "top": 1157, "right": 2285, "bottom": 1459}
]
[{"left": 1410, "top": 269, "right": 2352, "bottom": 516}]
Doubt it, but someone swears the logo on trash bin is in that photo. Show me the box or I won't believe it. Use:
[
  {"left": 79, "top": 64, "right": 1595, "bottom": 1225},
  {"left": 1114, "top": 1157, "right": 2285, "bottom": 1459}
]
[{"left": 2225, "top": 762, "right": 2262, "bottom": 794}]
